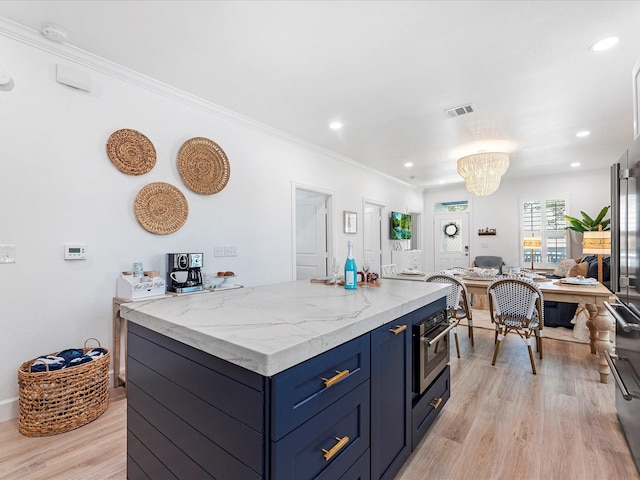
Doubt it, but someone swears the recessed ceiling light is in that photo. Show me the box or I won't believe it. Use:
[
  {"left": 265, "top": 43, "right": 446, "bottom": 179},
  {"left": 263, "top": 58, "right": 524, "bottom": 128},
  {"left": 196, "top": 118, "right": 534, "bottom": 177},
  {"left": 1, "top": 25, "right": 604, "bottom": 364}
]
[
  {"left": 590, "top": 37, "right": 619, "bottom": 52},
  {"left": 576, "top": 130, "right": 591, "bottom": 138},
  {"left": 329, "top": 121, "right": 342, "bottom": 130},
  {"left": 571, "top": 162, "right": 581, "bottom": 168},
  {"left": 41, "top": 24, "right": 68, "bottom": 43},
  {"left": 404, "top": 162, "right": 414, "bottom": 167}
]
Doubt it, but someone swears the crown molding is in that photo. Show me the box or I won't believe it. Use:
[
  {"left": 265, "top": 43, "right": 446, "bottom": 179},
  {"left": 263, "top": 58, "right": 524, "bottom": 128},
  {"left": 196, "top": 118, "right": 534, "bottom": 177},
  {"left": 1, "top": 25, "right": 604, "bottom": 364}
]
[{"left": 0, "top": 16, "right": 416, "bottom": 189}]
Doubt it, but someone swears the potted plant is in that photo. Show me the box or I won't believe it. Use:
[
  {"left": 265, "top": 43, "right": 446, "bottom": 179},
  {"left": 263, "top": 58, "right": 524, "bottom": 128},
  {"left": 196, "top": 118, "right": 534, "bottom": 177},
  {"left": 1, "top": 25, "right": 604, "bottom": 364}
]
[
  {"left": 563, "top": 206, "right": 610, "bottom": 232},
  {"left": 563, "top": 206, "right": 610, "bottom": 259}
]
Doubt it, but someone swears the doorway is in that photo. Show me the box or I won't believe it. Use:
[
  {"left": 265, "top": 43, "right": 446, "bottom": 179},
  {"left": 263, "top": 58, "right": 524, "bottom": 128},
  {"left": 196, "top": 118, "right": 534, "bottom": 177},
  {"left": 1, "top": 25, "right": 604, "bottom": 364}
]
[
  {"left": 295, "top": 188, "right": 330, "bottom": 280},
  {"left": 434, "top": 212, "right": 470, "bottom": 271},
  {"left": 363, "top": 201, "right": 383, "bottom": 275}
]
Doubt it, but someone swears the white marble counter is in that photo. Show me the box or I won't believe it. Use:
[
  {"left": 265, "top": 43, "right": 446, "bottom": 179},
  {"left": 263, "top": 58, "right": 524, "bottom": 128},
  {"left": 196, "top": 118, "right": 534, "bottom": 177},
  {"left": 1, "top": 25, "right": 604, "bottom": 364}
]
[{"left": 120, "top": 279, "right": 448, "bottom": 377}]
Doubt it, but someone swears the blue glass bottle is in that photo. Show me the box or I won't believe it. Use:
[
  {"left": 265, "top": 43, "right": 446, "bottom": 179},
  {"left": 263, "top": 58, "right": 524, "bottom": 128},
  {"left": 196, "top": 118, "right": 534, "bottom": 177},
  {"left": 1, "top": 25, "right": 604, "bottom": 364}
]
[{"left": 344, "top": 241, "right": 357, "bottom": 290}]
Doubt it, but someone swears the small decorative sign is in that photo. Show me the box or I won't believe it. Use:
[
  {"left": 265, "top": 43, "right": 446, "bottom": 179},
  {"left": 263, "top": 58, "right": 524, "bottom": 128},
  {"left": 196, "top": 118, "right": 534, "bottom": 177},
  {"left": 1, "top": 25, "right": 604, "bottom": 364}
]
[{"left": 478, "top": 227, "right": 497, "bottom": 236}]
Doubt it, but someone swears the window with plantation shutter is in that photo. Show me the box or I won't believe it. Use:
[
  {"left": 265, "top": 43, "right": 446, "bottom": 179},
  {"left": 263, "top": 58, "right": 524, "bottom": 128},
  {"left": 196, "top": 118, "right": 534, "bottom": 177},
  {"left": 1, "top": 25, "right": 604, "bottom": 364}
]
[{"left": 522, "top": 199, "right": 567, "bottom": 268}]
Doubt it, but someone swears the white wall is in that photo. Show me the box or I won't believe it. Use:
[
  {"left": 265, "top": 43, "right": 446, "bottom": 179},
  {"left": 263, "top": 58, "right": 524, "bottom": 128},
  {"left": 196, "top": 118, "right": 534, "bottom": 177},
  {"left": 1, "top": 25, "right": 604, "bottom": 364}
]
[
  {"left": 423, "top": 168, "right": 612, "bottom": 272},
  {"left": 0, "top": 26, "right": 422, "bottom": 420}
]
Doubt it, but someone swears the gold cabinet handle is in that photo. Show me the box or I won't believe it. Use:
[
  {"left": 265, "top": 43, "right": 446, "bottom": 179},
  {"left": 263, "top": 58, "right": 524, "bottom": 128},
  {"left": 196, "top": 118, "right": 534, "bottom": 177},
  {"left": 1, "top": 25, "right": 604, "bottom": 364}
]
[
  {"left": 322, "top": 369, "right": 349, "bottom": 388},
  {"left": 322, "top": 435, "right": 350, "bottom": 461},
  {"left": 389, "top": 324, "right": 407, "bottom": 335},
  {"left": 430, "top": 397, "right": 443, "bottom": 409}
]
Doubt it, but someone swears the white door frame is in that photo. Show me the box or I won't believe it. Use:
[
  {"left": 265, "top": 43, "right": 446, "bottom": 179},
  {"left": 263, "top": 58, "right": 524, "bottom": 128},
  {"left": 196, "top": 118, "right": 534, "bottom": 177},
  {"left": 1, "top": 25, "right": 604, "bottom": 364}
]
[
  {"left": 363, "top": 198, "right": 386, "bottom": 276},
  {"left": 292, "top": 182, "right": 334, "bottom": 280}
]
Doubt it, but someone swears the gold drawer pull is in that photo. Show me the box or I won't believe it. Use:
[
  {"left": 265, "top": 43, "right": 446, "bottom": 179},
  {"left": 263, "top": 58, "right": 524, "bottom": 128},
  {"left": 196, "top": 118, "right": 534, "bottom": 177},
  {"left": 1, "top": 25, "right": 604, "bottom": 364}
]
[
  {"left": 322, "top": 369, "right": 349, "bottom": 388},
  {"left": 389, "top": 324, "right": 407, "bottom": 335},
  {"left": 430, "top": 397, "right": 443, "bottom": 409},
  {"left": 322, "top": 435, "right": 350, "bottom": 461}
]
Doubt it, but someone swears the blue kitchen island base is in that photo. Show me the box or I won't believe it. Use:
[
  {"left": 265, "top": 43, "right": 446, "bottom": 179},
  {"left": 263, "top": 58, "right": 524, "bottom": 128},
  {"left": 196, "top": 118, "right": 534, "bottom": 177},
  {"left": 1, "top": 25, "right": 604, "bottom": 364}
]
[
  {"left": 127, "top": 309, "right": 448, "bottom": 479},
  {"left": 122, "top": 280, "right": 450, "bottom": 479}
]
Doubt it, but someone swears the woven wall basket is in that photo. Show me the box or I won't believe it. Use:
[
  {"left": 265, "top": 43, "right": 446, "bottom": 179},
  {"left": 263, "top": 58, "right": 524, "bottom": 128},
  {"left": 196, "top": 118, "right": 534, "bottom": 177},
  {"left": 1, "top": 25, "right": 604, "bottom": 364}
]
[
  {"left": 177, "top": 137, "right": 230, "bottom": 194},
  {"left": 134, "top": 182, "right": 188, "bottom": 234},
  {"left": 107, "top": 128, "right": 156, "bottom": 175}
]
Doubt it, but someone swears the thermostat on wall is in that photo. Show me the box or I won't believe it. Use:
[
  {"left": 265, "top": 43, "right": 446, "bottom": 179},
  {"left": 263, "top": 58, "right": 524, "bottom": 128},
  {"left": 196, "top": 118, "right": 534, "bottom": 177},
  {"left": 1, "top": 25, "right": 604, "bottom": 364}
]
[{"left": 64, "top": 244, "right": 87, "bottom": 260}]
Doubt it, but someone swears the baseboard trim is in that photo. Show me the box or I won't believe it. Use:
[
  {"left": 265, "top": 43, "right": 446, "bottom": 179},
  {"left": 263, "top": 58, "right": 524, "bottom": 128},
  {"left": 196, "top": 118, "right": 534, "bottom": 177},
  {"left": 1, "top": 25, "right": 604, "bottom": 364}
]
[{"left": 0, "top": 397, "right": 18, "bottom": 424}]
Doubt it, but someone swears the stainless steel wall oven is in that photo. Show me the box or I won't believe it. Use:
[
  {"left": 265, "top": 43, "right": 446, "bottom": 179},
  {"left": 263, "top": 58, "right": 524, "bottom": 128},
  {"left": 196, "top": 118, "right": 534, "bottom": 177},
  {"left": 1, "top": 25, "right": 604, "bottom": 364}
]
[{"left": 412, "top": 309, "right": 450, "bottom": 394}]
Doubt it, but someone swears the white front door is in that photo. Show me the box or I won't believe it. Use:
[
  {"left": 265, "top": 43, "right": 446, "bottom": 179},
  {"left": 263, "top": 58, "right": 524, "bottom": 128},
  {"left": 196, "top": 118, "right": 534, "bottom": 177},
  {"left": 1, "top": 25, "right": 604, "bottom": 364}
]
[
  {"left": 295, "top": 191, "right": 328, "bottom": 280},
  {"left": 434, "top": 212, "right": 470, "bottom": 271}
]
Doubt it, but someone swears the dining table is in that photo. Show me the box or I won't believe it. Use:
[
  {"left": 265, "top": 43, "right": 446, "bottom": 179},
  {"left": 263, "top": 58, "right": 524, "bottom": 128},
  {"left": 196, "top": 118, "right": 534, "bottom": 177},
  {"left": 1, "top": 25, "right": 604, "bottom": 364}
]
[{"left": 384, "top": 271, "right": 617, "bottom": 383}]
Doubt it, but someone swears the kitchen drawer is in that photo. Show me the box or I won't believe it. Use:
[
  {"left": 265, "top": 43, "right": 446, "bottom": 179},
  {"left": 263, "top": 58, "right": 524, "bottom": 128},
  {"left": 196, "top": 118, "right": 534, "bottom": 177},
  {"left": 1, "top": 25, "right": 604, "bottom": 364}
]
[
  {"left": 271, "top": 380, "right": 370, "bottom": 480},
  {"left": 412, "top": 365, "right": 450, "bottom": 450},
  {"left": 338, "top": 449, "right": 370, "bottom": 480},
  {"left": 271, "top": 334, "right": 370, "bottom": 440}
]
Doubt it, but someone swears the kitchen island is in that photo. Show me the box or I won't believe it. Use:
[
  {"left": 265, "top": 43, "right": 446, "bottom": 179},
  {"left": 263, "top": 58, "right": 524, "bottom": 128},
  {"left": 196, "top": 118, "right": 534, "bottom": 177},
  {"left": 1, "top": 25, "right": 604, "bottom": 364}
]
[{"left": 121, "top": 279, "right": 449, "bottom": 480}]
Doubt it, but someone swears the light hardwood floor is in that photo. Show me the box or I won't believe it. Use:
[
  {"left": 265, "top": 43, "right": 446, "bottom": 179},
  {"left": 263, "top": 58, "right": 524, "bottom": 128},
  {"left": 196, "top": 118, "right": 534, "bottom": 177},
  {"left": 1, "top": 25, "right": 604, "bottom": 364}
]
[{"left": 1, "top": 327, "right": 638, "bottom": 480}]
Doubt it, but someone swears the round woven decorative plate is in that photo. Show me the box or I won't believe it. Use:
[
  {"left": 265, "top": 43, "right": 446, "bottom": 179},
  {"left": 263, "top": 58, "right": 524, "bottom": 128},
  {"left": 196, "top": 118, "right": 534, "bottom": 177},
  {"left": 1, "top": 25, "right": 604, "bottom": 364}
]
[
  {"left": 134, "top": 182, "right": 188, "bottom": 235},
  {"left": 177, "top": 137, "right": 230, "bottom": 194},
  {"left": 107, "top": 129, "right": 156, "bottom": 175}
]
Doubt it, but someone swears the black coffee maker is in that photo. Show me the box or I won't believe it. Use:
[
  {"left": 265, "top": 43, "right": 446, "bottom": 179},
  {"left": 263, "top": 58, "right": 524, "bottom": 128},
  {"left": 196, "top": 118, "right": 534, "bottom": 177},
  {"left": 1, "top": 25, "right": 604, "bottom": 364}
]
[{"left": 167, "top": 253, "right": 203, "bottom": 293}]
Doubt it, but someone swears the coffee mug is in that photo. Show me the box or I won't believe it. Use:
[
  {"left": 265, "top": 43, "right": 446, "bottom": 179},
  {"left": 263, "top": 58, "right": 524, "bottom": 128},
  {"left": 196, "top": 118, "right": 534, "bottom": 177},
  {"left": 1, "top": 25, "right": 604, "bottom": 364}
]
[{"left": 170, "top": 271, "right": 188, "bottom": 283}]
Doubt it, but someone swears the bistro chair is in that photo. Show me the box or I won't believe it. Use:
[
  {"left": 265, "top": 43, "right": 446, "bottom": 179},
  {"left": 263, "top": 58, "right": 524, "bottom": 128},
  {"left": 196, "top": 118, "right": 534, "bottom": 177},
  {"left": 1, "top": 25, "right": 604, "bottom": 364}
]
[
  {"left": 472, "top": 255, "right": 505, "bottom": 274},
  {"left": 487, "top": 278, "right": 544, "bottom": 374},
  {"left": 381, "top": 264, "right": 398, "bottom": 277},
  {"left": 426, "top": 273, "right": 473, "bottom": 358},
  {"left": 446, "top": 266, "right": 468, "bottom": 275}
]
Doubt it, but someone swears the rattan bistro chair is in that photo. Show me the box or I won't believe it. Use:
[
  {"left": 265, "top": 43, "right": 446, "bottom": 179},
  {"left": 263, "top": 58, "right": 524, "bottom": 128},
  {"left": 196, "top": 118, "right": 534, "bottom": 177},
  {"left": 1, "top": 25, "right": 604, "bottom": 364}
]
[
  {"left": 487, "top": 278, "right": 544, "bottom": 374},
  {"left": 381, "top": 264, "right": 398, "bottom": 277},
  {"left": 426, "top": 274, "right": 473, "bottom": 358}
]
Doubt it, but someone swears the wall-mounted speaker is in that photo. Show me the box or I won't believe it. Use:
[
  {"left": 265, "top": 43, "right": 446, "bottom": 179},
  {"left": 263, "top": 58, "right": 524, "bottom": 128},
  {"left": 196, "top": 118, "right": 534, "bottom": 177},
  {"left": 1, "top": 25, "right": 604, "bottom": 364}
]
[{"left": 56, "top": 64, "right": 92, "bottom": 93}]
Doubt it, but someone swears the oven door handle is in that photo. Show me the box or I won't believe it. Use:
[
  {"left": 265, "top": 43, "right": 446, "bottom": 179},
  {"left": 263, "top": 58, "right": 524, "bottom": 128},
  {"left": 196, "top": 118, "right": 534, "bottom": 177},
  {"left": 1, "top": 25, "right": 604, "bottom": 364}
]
[
  {"left": 426, "top": 323, "right": 455, "bottom": 347},
  {"left": 604, "top": 350, "right": 634, "bottom": 401},
  {"left": 604, "top": 301, "right": 640, "bottom": 332}
]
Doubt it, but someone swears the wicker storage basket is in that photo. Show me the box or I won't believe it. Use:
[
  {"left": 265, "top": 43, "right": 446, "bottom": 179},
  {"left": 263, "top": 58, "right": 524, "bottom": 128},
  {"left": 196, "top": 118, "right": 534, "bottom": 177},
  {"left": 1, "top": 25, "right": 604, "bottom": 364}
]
[{"left": 17, "top": 339, "right": 110, "bottom": 437}]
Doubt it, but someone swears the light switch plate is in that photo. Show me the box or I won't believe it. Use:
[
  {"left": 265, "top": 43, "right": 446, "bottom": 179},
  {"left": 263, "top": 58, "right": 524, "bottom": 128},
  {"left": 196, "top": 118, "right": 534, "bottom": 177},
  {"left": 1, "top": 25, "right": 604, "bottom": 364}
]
[{"left": 0, "top": 244, "right": 16, "bottom": 263}]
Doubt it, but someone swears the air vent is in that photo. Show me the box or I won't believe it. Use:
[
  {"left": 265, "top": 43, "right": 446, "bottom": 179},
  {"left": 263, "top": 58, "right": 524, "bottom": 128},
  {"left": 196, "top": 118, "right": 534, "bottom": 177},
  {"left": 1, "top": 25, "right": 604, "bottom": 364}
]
[{"left": 445, "top": 104, "right": 474, "bottom": 118}]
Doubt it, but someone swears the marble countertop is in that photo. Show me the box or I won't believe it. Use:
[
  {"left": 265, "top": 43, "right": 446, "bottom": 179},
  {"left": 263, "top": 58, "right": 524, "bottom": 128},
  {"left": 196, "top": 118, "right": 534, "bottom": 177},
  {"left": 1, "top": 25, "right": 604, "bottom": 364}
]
[{"left": 120, "top": 279, "right": 448, "bottom": 377}]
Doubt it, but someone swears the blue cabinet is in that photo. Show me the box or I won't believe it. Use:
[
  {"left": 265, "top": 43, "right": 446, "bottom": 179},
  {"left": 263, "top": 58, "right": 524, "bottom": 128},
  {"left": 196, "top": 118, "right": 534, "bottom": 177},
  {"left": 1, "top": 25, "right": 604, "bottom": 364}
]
[
  {"left": 271, "top": 381, "right": 370, "bottom": 479},
  {"left": 127, "top": 296, "right": 448, "bottom": 479},
  {"left": 412, "top": 365, "right": 450, "bottom": 450},
  {"left": 370, "top": 319, "right": 411, "bottom": 480},
  {"left": 271, "top": 334, "right": 370, "bottom": 441}
]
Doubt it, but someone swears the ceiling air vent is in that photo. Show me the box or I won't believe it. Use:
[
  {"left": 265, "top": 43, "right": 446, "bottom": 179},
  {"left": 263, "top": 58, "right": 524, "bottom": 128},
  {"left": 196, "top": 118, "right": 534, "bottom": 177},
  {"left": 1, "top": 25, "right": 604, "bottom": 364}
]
[{"left": 445, "top": 104, "right": 474, "bottom": 118}]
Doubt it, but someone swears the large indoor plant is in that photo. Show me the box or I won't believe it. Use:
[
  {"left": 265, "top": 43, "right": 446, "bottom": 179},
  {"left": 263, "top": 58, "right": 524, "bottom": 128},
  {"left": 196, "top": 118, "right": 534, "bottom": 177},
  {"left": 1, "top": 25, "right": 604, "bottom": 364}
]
[
  {"left": 564, "top": 206, "right": 610, "bottom": 232},
  {"left": 563, "top": 206, "right": 610, "bottom": 266}
]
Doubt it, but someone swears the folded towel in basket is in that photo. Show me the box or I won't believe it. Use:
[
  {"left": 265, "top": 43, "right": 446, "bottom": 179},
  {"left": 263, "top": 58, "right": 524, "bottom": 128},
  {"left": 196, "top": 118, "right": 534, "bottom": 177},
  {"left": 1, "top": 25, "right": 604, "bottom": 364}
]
[
  {"left": 86, "top": 347, "right": 107, "bottom": 359},
  {"left": 57, "top": 348, "right": 84, "bottom": 364},
  {"left": 29, "top": 347, "right": 108, "bottom": 372},
  {"left": 29, "top": 355, "right": 66, "bottom": 372}
]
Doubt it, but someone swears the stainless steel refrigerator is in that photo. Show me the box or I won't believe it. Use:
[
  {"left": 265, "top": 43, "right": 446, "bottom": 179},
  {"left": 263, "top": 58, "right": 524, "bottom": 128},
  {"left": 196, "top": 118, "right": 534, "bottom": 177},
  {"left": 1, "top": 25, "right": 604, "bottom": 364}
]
[{"left": 608, "top": 135, "right": 640, "bottom": 475}]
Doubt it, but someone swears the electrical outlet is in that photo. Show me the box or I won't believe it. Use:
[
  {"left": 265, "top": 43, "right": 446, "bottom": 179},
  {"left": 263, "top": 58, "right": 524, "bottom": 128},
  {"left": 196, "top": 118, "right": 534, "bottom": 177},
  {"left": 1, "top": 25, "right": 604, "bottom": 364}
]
[
  {"left": 0, "top": 244, "right": 16, "bottom": 263},
  {"left": 224, "top": 245, "right": 237, "bottom": 256},
  {"left": 214, "top": 245, "right": 225, "bottom": 257}
]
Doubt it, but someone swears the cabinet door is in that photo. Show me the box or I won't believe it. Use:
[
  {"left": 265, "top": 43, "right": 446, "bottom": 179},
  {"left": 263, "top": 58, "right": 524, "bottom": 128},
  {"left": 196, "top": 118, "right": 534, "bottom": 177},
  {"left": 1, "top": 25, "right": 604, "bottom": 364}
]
[{"left": 370, "top": 318, "right": 411, "bottom": 480}]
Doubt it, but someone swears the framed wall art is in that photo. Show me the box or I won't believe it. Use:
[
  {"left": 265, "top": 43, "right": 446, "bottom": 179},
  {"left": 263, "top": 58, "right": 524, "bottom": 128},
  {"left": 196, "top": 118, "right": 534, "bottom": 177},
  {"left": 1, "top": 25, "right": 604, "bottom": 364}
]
[{"left": 344, "top": 211, "right": 357, "bottom": 234}]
